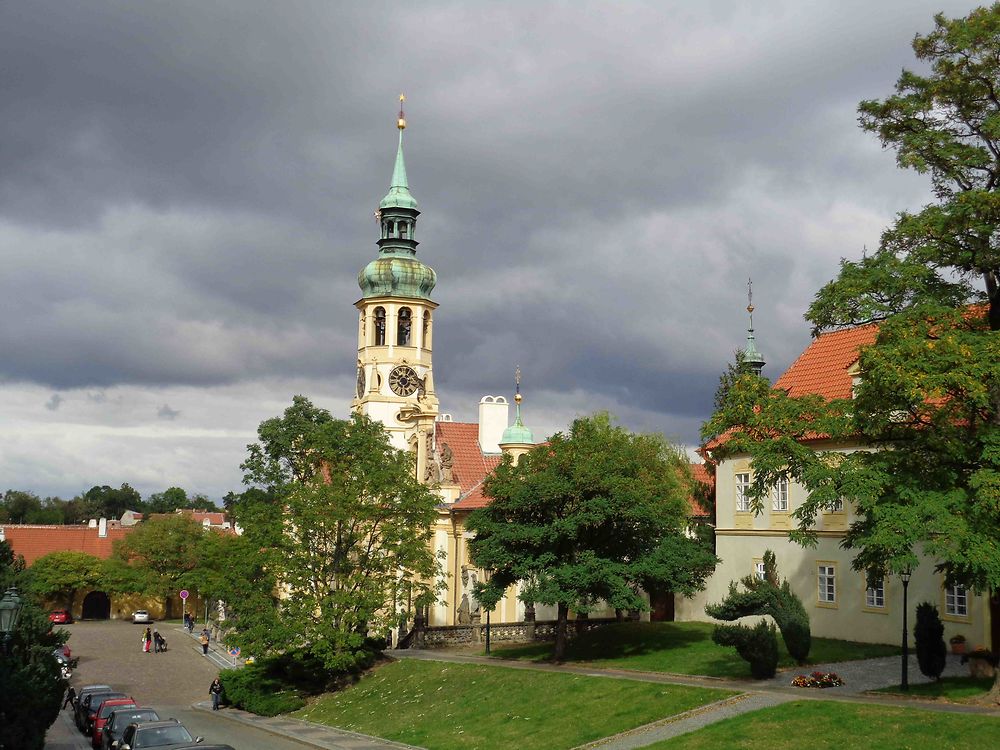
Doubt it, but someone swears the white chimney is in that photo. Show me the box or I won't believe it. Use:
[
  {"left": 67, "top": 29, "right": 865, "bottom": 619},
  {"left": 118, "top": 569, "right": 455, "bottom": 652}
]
[
  {"left": 98, "top": 518, "right": 108, "bottom": 538},
  {"left": 478, "top": 396, "right": 509, "bottom": 454},
  {"left": 87, "top": 519, "right": 97, "bottom": 528}
]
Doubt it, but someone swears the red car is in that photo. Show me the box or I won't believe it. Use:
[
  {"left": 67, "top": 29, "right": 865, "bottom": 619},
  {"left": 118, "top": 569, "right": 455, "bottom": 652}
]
[
  {"left": 91, "top": 697, "right": 136, "bottom": 747},
  {"left": 49, "top": 609, "right": 74, "bottom": 624}
]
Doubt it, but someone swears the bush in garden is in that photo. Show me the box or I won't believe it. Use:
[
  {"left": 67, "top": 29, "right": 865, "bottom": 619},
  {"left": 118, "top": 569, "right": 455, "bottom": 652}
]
[
  {"left": 914, "top": 602, "right": 947, "bottom": 681},
  {"left": 712, "top": 620, "right": 779, "bottom": 679},
  {"left": 705, "top": 549, "right": 811, "bottom": 663}
]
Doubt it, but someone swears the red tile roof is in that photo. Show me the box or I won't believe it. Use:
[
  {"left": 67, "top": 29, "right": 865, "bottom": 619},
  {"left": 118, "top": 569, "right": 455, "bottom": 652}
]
[
  {"left": 774, "top": 325, "right": 878, "bottom": 399},
  {"left": 434, "top": 421, "right": 504, "bottom": 511},
  {"left": 689, "top": 463, "right": 714, "bottom": 517},
  {"left": 0, "top": 524, "right": 132, "bottom": 565}
]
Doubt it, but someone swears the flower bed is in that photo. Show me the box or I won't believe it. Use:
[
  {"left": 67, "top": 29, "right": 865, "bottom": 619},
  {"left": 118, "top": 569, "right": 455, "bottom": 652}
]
[{"left": 792, "top": 671, "right": 844, "bottom": 688}]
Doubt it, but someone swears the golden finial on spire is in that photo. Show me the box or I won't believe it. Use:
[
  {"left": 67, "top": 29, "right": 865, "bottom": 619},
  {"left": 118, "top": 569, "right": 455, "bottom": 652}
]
[
  {"left": 397, "top": 93, "right": 406, "bottom": 130},
  {"left": 514, "top": 366, "right": 522, "bottom": 404},
  {"left": 747, "top": 276, "right": 754, "bottom": 315}
]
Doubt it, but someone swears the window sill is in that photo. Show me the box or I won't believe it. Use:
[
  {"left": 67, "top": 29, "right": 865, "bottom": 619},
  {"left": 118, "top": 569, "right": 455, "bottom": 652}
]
[
  {"left": 770, "top": 512, "right": 790, "bottom": 530},
  {"left": 815, "top": 600, "right": 838, "bottom": 610},
  {"left": 862, "top": 606, "right": 888, "bottom": 615},
  {"left": 942, "top": 612, "right": 971, "bottom": 624},
  {"left": 734, "top": 512, "right": 754, "bottom": 529}
]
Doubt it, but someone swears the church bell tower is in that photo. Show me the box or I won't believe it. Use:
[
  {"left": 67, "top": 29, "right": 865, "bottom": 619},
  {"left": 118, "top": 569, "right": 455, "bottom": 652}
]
[{"left": 353, "top": 96, "right": 439, "bottom": 479}]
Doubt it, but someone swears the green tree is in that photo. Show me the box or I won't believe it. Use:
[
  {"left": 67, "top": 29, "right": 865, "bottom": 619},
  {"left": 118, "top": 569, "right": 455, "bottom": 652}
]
[
  {"left": 80, "top": 484, "right": 142, "bottom": 520},
  {"left": 144, "top": 487, "right": 190, "bottom": 514},
  {"left": 467, "top": 413, "right": 718, "bottom": 662},
  {"left": 237, "top": 396, "right": 442, "bottom": 670},
  {"left": 25, "top": 551, "right": 103, "bottom": 611},
  {"left": 703, "top": 5, "right": 1000, "bottom": 702},
  {"left": 113, "top": 514, "right": 206, "bottom": 599},
  {"left": 2, "top": 490, "right": 43, "bottom": 524},
  {"left": 0, "top": 540, "right": 67, "bottom": 750}
]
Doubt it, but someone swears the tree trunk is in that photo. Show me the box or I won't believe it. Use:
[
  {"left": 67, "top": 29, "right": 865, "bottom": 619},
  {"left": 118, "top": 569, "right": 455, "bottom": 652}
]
[
  {"left": 990, "top": 668, "right": 1000, "bottom": 705},
  {"left": 553, "top": 603, "right": 569, "bottom": 662}
]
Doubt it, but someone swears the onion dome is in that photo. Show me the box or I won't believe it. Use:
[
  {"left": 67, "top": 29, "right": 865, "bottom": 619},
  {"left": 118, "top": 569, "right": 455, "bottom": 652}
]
[
  {"left": 500, "top": 371, "right": 535, "bottom": 445},
  {"left": 358, "top": 255, "right": 436, "bottom": 299}
]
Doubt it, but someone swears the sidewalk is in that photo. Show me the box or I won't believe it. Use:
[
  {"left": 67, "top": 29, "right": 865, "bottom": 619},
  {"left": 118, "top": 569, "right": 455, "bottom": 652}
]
[
  {"left": 173, "top": 624, "right": 245, "bottom": 669},
  {"left": 192, "top": 700, "right": 424, "bottom": 750}
]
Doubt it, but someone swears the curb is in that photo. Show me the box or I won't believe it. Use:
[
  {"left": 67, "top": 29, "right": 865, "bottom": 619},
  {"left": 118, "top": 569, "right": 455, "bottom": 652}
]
[{"left": 191, "top": 700, "right": 425, "bottom": 750}]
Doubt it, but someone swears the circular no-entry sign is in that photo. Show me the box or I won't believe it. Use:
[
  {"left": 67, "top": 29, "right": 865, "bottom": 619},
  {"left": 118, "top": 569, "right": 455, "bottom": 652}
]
[
  {"left": 229, "top": 647, "right": 241, "bottom": 657},
  {"left": 179, "top": 590, "right": 189, "bottom": 600}
]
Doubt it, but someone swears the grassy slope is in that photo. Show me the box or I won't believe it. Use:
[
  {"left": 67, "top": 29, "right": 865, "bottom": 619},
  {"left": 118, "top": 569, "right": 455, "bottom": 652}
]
[
  {"left": 875, "top": 676, "right": 995, "bottom": 701},
  {"left": 493, "top": 622, "right": 899, "bottom": 678},
  {"left": 645, "top": 700, "right": 1000, "bottom": 749},
  {"left": 294, "top": 658, "right": 734, "bottom": 750}
]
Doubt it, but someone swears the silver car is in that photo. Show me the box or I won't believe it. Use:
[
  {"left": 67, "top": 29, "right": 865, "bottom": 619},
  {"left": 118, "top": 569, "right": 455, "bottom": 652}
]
[{"left": 131, "top": 610, "right": 152, "bottom": 624}]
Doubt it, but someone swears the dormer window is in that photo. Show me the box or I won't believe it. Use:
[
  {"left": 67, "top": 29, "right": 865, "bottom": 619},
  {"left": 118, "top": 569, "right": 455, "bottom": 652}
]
[
  {"left": 397, "top": 307, "right": 412, "bottom": 346},
  {"left": 374, "top": 307, "right": 386, "bottom": 345}
]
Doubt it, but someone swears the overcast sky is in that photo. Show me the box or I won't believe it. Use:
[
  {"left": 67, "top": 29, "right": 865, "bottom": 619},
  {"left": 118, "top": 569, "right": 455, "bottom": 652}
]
[{"left": 0, "top": 0, "right": 979, "bottom": 501}]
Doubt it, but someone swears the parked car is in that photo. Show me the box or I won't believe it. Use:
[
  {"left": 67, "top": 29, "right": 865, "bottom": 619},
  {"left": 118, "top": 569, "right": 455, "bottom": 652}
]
[
  {"left": 78, "top": 691, "right": 127, "bottom": 734},
  {"left": 91, "top": 698, "right": 136, "bottom": 748},
  {"left": 131, "top": 610, "right": 152, "bottom": 624},
  {"left": 116, "top": 720, "right": 200, "bottom": 749},
  {"left": 49, "top": 609, "right": 74, "bottom": 624},
  {"left": 73, "top": 685, "right": 113, "bottom": 716},
  {"left": 102, "top": 707, "right": 160, "bottom": 750},
  {"left": 167, "top": 746, "right": 234, "bottom": 750}
]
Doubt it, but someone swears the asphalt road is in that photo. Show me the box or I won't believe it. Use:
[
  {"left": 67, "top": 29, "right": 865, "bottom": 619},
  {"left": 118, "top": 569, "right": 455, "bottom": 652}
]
[{"left": 44, "top": 619, "right": 308, "bottom": 750}]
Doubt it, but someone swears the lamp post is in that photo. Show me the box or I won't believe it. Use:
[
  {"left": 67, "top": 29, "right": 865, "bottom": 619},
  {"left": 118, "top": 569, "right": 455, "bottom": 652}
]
[
  {"left": 0, "top": 586, "right": 24, "bottom": 656},
  {"left": 900, "top": 568, "right": 912, "bottom": 691}
]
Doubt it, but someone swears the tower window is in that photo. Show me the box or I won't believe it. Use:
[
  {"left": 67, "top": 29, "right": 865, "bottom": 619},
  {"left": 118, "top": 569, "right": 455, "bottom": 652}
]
[
  {"left": 397, "top": 307, "right": 412, "bottom": 346},
  {"left": 400, "top": 222, "right": 409, "bottom": 239},
  {"left": 374, "top": 307, "right": 386, "bottom": 346}
]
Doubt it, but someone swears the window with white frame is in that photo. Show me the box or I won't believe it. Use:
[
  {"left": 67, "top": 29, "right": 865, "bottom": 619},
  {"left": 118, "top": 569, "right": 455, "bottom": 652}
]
[
  {"left": 736, "top": 472, "right": 751, "bottom": 513},
  {"left": 826, "top": 497, "right": 844, "bottom": 513},
  {"left": 818, "top": 564, "right": 836, "bottom": 604},
  {"left": 865, "top": 578, "right": 885, "bottom": 608},
  {"left": 772, "top": 477, "right": 789, "bottom": 512},
  {"left": 945, "top": 584, "right": 968, "bottom": 617},
  {"left": 753, "top": 560, "right": 766, "bottom": 581}
]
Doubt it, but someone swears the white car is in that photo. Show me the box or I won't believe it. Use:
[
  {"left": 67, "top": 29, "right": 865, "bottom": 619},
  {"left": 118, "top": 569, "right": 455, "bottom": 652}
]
[{"left": 131, "top": 610, "right": 152, "bottom": 624}]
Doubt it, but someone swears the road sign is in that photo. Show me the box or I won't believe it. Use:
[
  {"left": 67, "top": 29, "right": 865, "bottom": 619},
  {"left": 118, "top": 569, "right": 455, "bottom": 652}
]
[
  {"left": 179, "top": 589, "right": 189, "bottom": 600},
  {"left": 229, "top": 646, "right": 241, "bottom": 657}
]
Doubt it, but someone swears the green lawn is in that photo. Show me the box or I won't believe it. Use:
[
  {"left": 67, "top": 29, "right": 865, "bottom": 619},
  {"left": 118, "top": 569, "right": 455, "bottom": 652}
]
[
  {"left": 294, "top": 658, "right": 734, "bottom": 750},
  {"left": 644, "top": 700, "right": 1000, "bottom": 749},
  {"left": 875, "top": 676, "right": 995, "bottom": 702},
  {"left": 492, "top": 622, "right": 899, "bottom": 678}
]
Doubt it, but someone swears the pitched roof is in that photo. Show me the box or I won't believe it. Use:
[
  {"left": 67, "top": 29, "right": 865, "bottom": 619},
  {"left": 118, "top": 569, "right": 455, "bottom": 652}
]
[
  {"left": 0, "top": 524, "right": 132, "bottom": 565},
  {"left": 689, "top": 463, "right": 714, "bottom": 517},
  {"left": 773, "top": 324, "right": 878, "bottom": 399}
]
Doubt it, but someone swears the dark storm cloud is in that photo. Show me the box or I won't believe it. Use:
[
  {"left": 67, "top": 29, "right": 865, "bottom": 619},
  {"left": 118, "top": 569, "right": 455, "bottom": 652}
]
[{"left": 0, "top": 0, "right": 981, "bottom": 451}]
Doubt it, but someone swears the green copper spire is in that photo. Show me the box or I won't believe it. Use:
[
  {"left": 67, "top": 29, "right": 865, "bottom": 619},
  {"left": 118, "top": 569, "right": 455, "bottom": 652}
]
[
  {"left": 380, "top": 95, "right": 418, "bottom": 210},
  {"left": 501, "top": 366, "right": 535, "bottom": 444},
  {"left": 359, "top": 95, "right": 436, "bottom": 300},
  {"left": 743, "top": 278, "right": 766, "bottom": 377}
]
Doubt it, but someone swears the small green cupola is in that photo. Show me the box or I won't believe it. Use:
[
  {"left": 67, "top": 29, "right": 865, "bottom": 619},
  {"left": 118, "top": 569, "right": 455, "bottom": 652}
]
[
  {"left": 500, "top": 367, "right": 535, "bottom": 446},
  {"left": 359, "top": 95, "right": 437, "bottom": 300},
  {"left": 742, "top": 278, "right": 766, "bottom": 377}
]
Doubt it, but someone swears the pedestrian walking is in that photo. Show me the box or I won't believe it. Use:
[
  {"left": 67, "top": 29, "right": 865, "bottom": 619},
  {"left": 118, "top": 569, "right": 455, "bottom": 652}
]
[
  {"left": 143, "top": 626, "right": 152, "bottom": 653},
  {"left": 209, "top": 678, "right": 223, "bottom": 710},
  {"left": 62, "top": 685, "right": 76, "bottom": 710},
  {"left": 153, "top": 628, "right": 164, "bottom": 652},
  {"left": 199, "top": 631, "right": 209, "bottom": 656}
]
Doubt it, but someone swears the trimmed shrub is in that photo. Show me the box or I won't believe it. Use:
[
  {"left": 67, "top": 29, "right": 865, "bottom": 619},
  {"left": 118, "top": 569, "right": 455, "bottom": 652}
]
[
  {"left": 217, "top": 643, "right": 383, "bottom": 716},
  {"left": 712, "top": 620, "right": 779, "bottom": 679},
  {"left": 914, "top": 602, "right": 947, "bottom": 681},
  {"left": 706, "top": 550, "right": 811, "bottom": 663}
]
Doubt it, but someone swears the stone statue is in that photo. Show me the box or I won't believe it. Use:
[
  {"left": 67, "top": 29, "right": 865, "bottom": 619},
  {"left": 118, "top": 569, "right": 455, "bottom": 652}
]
[
  {"left": 441, "top": 443, "right": 454, "bottom": 483},
  {"left": 423, "top": 432, "right": 440, "bottom": 482},
  {"left": 457, "top": 594, "right": 471, "bottom": 625}
]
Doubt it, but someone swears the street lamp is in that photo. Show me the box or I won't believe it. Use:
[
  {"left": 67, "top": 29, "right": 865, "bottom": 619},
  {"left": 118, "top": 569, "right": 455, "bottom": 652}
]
[
  {"left": 899, "top": 568, "right": 912, "bottom": 691},
  {"left": 0, "top": 586, "right": 24, "bottom": 656}
]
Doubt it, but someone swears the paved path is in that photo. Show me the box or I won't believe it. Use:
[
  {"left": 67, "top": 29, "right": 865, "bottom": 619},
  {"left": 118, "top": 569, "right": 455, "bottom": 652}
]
[{"left": 44, "top": 620, "right": 409, "bottom": 750}]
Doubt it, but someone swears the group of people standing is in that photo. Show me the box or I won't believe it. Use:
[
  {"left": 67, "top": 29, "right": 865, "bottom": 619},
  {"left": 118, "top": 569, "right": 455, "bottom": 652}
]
[{"left": 140, "top": 626, "right": 167, "bottom": 653}]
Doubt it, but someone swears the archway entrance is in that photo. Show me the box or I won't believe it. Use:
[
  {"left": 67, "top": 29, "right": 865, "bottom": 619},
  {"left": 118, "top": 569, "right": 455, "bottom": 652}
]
[
  {"left": 81, "top": 591, "right": 111, "bottom": 620},
  {"left": 650, "top": 591, "right": 675, "bottom": 622}
]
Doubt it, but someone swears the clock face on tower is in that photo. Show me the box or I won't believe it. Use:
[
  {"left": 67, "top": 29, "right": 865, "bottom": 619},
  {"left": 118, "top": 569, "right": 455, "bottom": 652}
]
[
  {"left": 356, "top": 367, "right": 366, "bottom": 398},
  {"left": 388, "top": 365, "right": 419, "bottom": 396}
]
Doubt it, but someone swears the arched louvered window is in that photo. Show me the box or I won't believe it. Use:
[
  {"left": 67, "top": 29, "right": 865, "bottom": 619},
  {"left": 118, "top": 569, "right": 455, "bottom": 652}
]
[{"left": 374, "top": 307, "right": 386, "bottom": 346}]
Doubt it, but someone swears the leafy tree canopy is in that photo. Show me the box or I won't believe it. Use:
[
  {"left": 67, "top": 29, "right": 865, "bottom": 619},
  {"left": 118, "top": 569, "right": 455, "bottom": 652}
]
[
  {"left": 113, "top": 514, "right": 207, "bottom": 597},
  {"left": 232, "top": 397, "right": 443, "bottom": 670},
  {"left": 25, "top": 550, "right": 104, "bottom": 611},
  {"left": 467, "top": 413, "right": 718, "bottom": 661}
]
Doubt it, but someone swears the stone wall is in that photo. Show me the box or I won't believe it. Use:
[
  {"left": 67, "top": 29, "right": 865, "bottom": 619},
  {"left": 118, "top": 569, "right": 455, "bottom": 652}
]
[{"left": 409, "top": 617, "right": 619, "bottom": 649}]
